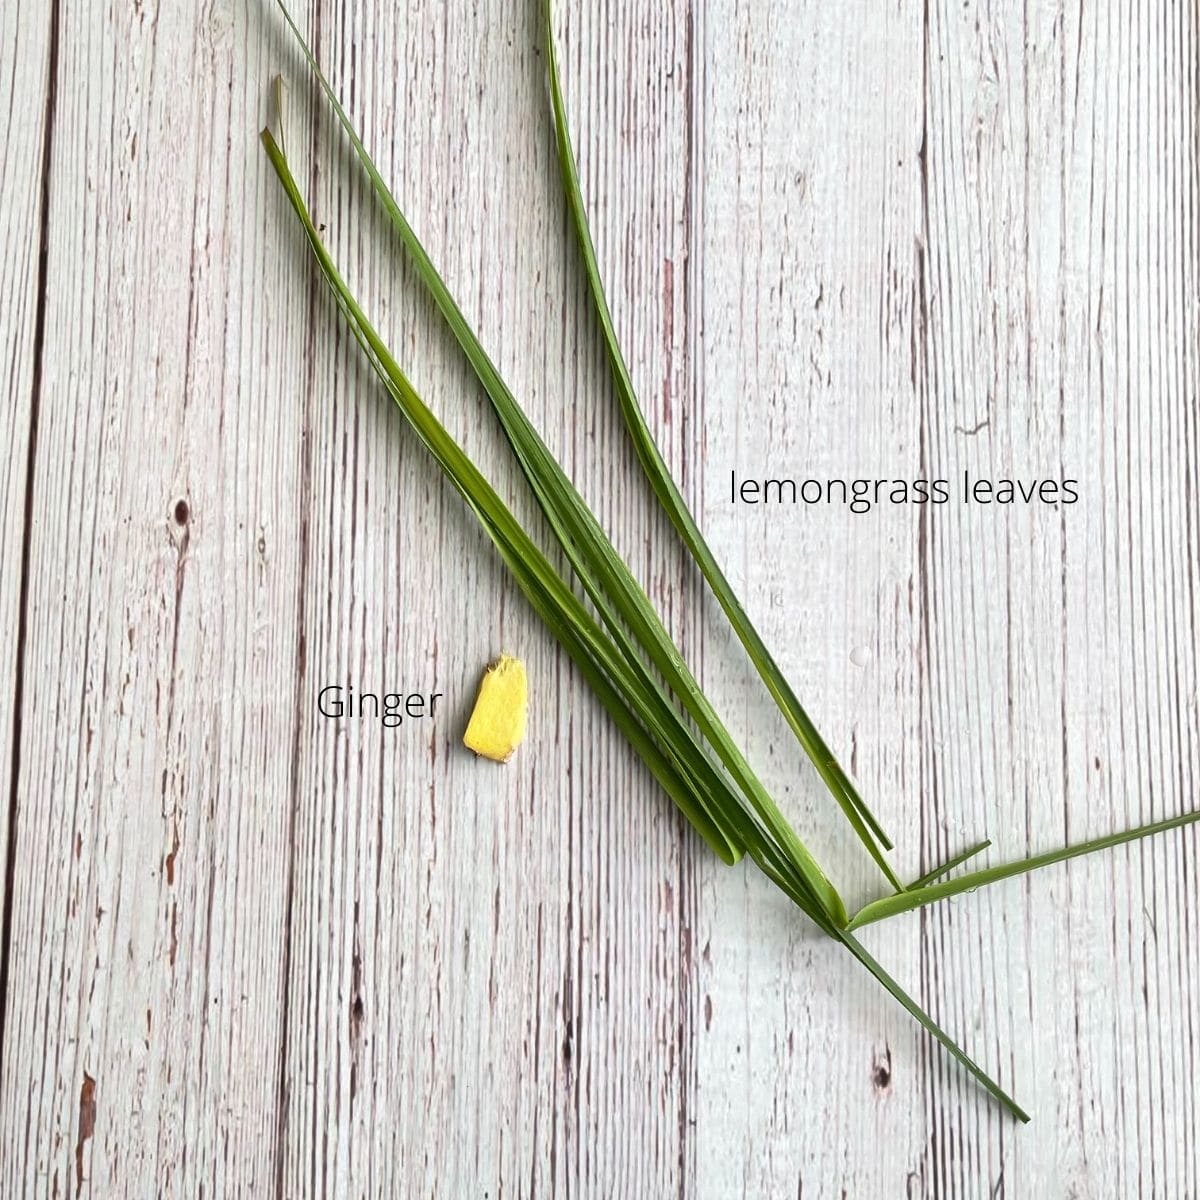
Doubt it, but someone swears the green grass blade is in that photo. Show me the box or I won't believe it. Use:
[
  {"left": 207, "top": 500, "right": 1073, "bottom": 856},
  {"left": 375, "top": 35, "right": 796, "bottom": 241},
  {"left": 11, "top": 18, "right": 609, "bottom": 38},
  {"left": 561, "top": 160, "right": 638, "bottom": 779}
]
[
  {"left": 848, "top": 808, "right": 1200, "bottom": 930},
  {"left": 909, "top": 839, "right": 992, "bottom": 889},
  {"left": 542, "top": 0, "right": 899, "bottom": 888},
  {"left": 837, "top": 931, "right": 1031, "bottom": 1123},
  {"left": 755, "top": 860, "right": 1028, "bottom": 1118},
  {"left": 272, "top": 0, "right": 848, "bottom": 925}
]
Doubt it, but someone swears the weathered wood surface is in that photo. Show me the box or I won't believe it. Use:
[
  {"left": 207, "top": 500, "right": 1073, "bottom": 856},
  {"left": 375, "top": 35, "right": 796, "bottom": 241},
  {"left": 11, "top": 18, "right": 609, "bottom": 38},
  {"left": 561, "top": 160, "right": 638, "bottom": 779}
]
[{"left": 0, "top": 0, "right": 1196, "bottom": 1196}]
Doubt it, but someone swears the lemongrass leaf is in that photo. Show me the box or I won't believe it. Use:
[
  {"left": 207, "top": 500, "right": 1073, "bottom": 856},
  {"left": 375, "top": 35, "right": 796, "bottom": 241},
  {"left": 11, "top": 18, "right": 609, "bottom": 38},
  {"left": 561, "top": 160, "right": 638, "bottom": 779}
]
[
  {"left": 848, "top": 809, "right": 1200, "bottom": 930},
  {"left": 837, "top": 931, "right": 1031, "bottom": 1123},
  {"left": 264, "top": 123, "right": 858, "bottom": 918},
  {"left": 753, "top": 848, "right": 1030, "bottom": 1122},
  {"left": 910, "top": 838, "right": 992, "bottom": 889},
  {"left": 542, "top": 0, "right": 899, "bottom": 889}
]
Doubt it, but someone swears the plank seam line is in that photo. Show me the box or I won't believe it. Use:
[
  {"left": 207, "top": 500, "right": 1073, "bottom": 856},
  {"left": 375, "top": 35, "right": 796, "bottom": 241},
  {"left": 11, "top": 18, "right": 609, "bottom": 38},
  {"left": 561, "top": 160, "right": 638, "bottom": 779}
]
[
  {"left": 676, "top": 3, "right": 705, "bottom": 1194},
  {"left": 272, "top": 2, "right": 324, "bottom": 1192},
  {"left": 0, "top": 0, "right": 63, "bottom": 1073}
]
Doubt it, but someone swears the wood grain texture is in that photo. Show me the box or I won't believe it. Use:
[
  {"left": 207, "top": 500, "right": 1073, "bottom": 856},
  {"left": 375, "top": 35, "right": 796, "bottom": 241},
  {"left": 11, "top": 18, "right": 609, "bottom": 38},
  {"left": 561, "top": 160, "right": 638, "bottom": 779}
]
[
  {"left": 699, "top": 1, "right": 1200, "bottom": 1196},
  {"left": 0, "top": 0, "right": 308, "bottom": 1192},
  {"left": 0, "top": 0, "right": 1196, "bottom": 1197},
  {"left": 0, "top": 0, "right": 54, "bottom": 981}
]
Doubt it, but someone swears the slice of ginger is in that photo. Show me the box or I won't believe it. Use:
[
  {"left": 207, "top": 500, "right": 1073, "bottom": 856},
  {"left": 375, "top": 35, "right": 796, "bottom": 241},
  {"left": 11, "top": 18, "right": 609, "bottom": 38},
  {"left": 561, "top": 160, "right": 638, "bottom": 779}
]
[{"left": 463, "top": 654, "right": 528, "bottom": 763}]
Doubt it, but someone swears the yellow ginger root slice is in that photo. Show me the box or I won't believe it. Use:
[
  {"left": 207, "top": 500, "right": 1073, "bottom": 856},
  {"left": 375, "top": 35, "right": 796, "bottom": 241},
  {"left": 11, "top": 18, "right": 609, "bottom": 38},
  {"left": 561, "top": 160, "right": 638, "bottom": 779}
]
[{"left": 463, "top": 654, "right": 528, "bottom": 763}]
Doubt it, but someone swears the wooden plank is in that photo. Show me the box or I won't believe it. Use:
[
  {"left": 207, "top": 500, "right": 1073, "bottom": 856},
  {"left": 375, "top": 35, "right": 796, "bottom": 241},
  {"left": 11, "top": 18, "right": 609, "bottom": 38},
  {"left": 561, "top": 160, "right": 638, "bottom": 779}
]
[
  {"left": 910, "top": 1, "right": 1200, "bottom": 1193},
  {"left": 271, "top": 0, "right": 705, "bottom": 1194},
  {"left": 0, "top": 0, "right": 53, "bottom": 979},
  {"left": 698, "top": 1, "right": 935, "bottom": 1193},
  {"left": 0, "top": 0, "right": 310, "bottom": 1192},
  {"left": 698, "top": 0, "right": 1200, "bottom": 1195}
]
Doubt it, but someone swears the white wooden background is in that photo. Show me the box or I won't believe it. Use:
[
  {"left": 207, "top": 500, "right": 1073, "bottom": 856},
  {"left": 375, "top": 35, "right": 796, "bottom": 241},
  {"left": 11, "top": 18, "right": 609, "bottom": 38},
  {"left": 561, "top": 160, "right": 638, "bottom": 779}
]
[{"left": 1, "top": 0, "right": 1197, "bottom": 1195}]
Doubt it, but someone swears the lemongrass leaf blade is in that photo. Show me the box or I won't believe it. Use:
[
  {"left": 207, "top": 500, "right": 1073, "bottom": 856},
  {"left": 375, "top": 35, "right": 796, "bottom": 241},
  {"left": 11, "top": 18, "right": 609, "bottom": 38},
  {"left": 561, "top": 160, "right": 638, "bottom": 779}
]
[
  {"left": 910, "top": 839, "right": 993, "bottom": 889},
  {"left": 543, "top": 0, "right": 898, "bottom": 884},
  {"left": 849, "top": 809, "right": 1200, "bottom": 930},
  {"left": 763, "top": 841, "right": 1029, "bottom": 1119},
  {"left": 837, "top": 931, "right": 1031, "bottom": 1123}
]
